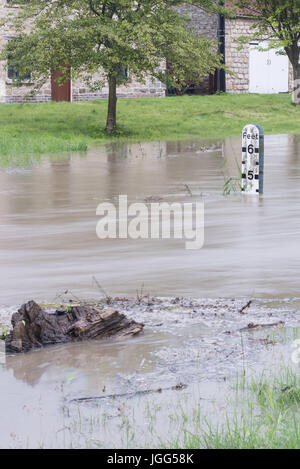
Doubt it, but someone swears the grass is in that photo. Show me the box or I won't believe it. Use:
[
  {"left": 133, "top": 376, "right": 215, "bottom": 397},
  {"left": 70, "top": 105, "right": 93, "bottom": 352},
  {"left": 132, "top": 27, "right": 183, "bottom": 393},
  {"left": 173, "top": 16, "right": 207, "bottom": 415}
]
[
  {"left": 177, "top": 369, "right": 300, "bottom": 449},
  {"left": 0, "top": 93, "right": 299, "bottom": 166},
  {"left": 54, "top": 366, "right": 300, "bottom": 449}
]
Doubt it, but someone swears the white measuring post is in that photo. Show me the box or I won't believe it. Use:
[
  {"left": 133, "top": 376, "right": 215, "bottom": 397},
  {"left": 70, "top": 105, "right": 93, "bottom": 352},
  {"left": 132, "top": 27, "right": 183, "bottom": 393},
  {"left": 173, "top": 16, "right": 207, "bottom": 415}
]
[{"left": 242, "top": 123, "right": 264, "bottom": 194}]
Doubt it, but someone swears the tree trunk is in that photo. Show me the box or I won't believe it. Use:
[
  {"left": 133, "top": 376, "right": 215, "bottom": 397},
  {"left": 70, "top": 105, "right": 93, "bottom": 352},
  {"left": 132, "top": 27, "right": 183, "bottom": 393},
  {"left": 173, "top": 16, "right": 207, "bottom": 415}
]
[
  {"left": 287, "top": 44, "right": 300, "bottom": 106},
  {"left": 105, "top": 75, "right": 117, "bottom": 132},
  {"left": 292, "top": 63, "right": 300, "bottom": 105},
  {"left": 5, "top": 301, "right": 144, "bottom": 353}
]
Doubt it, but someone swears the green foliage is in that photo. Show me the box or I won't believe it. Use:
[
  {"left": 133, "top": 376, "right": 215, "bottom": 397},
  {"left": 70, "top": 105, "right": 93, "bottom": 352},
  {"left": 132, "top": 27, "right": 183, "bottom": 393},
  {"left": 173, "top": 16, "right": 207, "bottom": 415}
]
[
  {"left": 0, "top": 325, "right": 9, "bottom": 340},
  {"left": 223, "top": 158, "right": 242, "bottom": 195},
  {"left": 223, "top": 176, "right": 241, "bottom": 196},
  {"left": 0, "top": 1, "right": 223, "bottom": 98}
]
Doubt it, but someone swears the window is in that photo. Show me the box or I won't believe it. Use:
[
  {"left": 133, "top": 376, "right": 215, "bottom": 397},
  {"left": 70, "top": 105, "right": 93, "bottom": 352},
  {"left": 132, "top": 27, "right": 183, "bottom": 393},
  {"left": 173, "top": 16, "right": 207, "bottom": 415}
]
[
  {"left": 6, "top": 40, "right": 31, "bottom": 83},
  {"left": 7, "top": 61, "right": 31, "bottom": 83},
  {"left": 6, "top": 1, "right": 30, "bottom": 5},
  {"left": 117, "top": 64, "right": 129, "bottom": 80}
]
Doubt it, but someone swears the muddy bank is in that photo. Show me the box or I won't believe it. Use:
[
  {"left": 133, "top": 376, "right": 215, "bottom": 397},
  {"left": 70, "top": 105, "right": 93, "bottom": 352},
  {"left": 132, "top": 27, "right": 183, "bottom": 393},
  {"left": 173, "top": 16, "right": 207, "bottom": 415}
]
[{"left": 2, "top": 295, "right": 299, "bottom": 383}]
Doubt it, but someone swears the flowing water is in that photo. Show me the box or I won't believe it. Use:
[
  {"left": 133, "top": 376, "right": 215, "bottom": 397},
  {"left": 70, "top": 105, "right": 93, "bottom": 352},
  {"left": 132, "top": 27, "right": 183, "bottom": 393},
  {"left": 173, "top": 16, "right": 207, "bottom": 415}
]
[
  {"left": 0, "top": 134, "right": 299, "bottom": 304},
  {"left": 0, "top": 135, "right": 300, "bottom": 448}
]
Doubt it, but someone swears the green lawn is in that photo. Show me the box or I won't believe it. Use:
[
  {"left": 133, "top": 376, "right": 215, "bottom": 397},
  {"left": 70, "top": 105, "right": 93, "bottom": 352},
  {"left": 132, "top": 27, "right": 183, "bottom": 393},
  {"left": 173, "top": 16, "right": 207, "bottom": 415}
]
[{"left": 0, "top": 93, "right": 299, "bottom": 164}]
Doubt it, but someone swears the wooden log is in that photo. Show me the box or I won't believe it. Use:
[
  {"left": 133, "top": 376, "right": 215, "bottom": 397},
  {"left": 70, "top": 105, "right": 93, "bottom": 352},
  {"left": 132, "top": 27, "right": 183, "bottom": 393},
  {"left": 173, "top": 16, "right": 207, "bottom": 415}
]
[
  {"left": 239, "top": 321, "right": 284, "bottom": 332},
  {"left": 70, "top": 383, "right": 188, "bottom": 404},
  {"left": 5, "top": 300, "right": 144, "bottom": 353}
]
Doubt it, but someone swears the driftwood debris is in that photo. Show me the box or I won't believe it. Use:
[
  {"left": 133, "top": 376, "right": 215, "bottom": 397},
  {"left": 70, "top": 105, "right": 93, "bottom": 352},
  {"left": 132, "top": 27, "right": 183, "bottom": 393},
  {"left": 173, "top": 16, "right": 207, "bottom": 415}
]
[
  {"left": 5, "top": 300, "right": 144, "bottom": 353},
  {"left": 239, "top": 321, "right": 284, "bottom": 332},
  {"left": 239, "top": 300, "right": 252, "bottom": 314},
  {"left": 70, "top": 383, "right": 188, "bottom": 405}
]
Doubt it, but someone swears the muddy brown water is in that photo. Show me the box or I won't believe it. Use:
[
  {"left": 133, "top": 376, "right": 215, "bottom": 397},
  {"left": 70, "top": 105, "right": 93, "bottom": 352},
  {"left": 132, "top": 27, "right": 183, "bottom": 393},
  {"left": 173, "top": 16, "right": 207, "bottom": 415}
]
[
  {"left": 0, "top": 134, "right": 300, "bottom": 304},
  {"left": 0, "top": 135, "right": 300, "bottom": 448}
]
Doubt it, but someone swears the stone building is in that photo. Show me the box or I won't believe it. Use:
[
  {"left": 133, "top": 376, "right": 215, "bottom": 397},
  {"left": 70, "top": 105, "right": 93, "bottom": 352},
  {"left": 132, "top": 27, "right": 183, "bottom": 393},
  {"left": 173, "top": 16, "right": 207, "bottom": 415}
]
[
  {"left": 225, "top": 6, "right": 294, "bottom": 94},
  {"left": 0, "top": 1, "right": 294, "bottom": 103},
  {"left": 176, "top": 2, "right": 293, "bottom": 95},
  {"left": 178, "top": 2, "right": 294, "bottom": 95}
]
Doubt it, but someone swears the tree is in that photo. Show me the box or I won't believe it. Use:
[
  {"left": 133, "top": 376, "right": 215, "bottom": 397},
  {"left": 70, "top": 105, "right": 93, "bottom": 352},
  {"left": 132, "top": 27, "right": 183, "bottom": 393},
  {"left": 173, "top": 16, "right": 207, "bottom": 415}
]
[
  {"left": 233, "top": 0, "right": 300, "bottom": 103},
  {"left": 1, "top": 0, "right": 224, "bottom": 132}
]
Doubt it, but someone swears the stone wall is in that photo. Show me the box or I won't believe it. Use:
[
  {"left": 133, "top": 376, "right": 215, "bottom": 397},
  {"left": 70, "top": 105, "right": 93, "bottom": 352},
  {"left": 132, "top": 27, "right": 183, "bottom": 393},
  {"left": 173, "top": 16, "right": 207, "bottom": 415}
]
[
  {"left": 72, "top": 74, "right": 165, "bottom": 102},
  {"left": 173, "top": 5, "right": 218, "bottom": 95},
  {"left": 0, "top": 77, "right": 165, "bottom": 103},
  {"left": 0, "top": 65, "right": 166, "bottom": 104},
  {"left": 225, "top": 17, "right": 253, "bottom": 93},
  {"left": 176, "top": 4, "right": 218, "bottom": 40}
]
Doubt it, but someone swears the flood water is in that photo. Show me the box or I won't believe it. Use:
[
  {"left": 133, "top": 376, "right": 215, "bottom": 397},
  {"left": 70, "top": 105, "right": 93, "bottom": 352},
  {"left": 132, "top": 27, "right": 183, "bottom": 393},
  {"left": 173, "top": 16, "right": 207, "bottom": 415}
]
[
  {"left": 0, "top": 135, "right": 300, "bottom": 448},
  {"left": 1, "top": 134, "right": 300, "bottom": 305}
]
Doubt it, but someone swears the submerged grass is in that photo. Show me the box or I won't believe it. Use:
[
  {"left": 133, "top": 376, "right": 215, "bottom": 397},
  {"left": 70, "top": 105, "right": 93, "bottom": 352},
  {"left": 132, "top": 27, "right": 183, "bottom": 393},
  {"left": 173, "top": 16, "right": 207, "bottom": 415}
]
[
  {"left": 177, "top": 368, "right": 300, "bottom": 449},
  {"left": 56, "top": 367, "right": 300, "bottom": 449},
  {"left": 0, "top": 93, "right": 299, "bottom": 166}
]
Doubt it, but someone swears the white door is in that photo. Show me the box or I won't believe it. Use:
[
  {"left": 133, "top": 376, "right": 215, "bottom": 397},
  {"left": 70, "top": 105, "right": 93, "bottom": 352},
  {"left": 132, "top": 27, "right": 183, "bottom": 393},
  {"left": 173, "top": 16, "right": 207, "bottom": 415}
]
[{"left": 249, "top": 41, "right": 289, "bottom": 94}]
